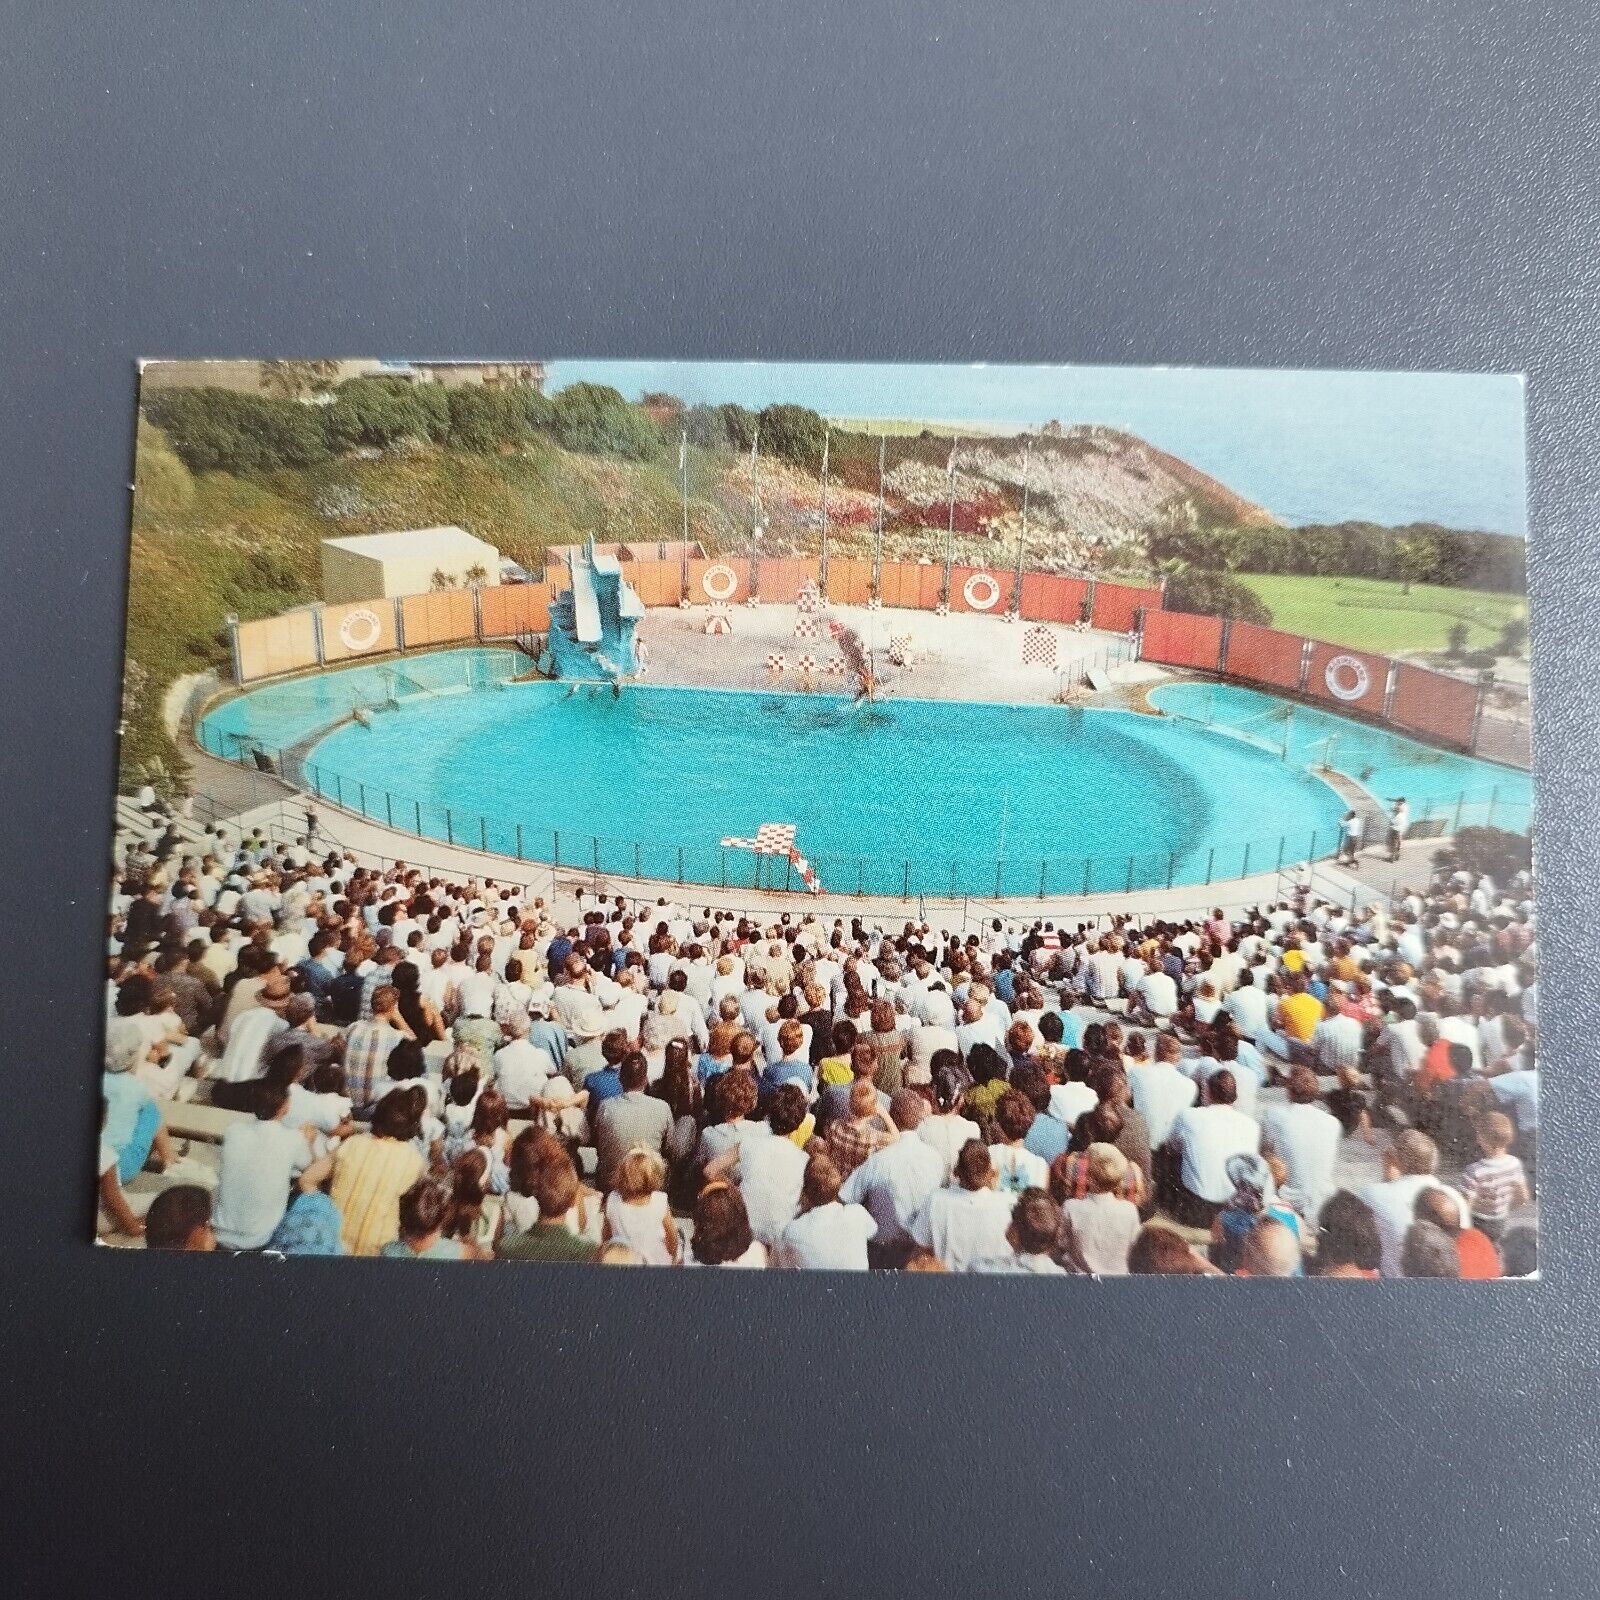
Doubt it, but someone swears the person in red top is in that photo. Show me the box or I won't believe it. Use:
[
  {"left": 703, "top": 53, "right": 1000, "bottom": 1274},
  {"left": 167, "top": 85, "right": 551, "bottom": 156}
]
[{"left": 1415, "top": 1184, "right": 1500, "bottom": 1279}]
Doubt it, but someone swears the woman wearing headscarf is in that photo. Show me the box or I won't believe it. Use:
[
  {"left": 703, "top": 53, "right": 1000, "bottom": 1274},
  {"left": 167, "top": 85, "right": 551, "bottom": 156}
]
[{"left": 1209, "top": 1151, "right": 1304, "bottom": 1274}]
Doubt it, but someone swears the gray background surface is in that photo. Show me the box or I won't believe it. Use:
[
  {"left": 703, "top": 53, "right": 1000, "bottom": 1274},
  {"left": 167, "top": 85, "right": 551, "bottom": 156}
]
[{"left": 2, "top": 4, "right": 1597, "bottom": 1595}]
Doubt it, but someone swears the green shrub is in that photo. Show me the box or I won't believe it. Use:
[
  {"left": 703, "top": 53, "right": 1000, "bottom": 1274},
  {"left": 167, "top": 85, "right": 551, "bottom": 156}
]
[
  {"left": 142, "top": 387, "right": 333, "bottom": 474},
  {"left": 326, "top": 377, "right": 449, "bottom": 450},
  {"left": 447, "top": 387, "right": 531, "bottom": 453},
  {"left": 1163, "top": 567, "right": 1273, "bottom": 625},
  {"left": 547, "top": 382, "right": 663, "bottom": 460}
]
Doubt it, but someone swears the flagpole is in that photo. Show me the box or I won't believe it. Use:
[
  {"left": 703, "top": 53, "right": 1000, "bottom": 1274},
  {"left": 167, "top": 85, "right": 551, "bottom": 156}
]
[
  {"left": 872, "top": 432, "right": 885, "bottom": 601},
  {"left": 819, "top": 424, "right": 831, "bottom": 599},
  {"left": 941, "top": 438, "right": 958, "bottom": 608},
  {"left": 748, "top": 422, "right": 761, "bottom": 601},
  {"left": 679, "top": 428, "right": 690, "bottom": 601},
  {"left": 1014, "top": 436, "right": 1030, "bottom": 617}
]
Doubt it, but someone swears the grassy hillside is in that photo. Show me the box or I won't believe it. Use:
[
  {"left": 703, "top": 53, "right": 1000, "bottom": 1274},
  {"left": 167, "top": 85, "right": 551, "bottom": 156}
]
[
  {"left": 1236, "top": 573, "right": 1526, "bottom": 655},
  {"left": 123, "top": 428, "right": 745, "bottom": 788}
]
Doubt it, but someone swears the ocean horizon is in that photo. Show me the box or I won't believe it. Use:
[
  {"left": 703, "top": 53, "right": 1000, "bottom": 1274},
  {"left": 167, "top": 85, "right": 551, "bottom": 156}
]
[{"left": 542, "top": 360, "right": 1528, "bottom": 537}]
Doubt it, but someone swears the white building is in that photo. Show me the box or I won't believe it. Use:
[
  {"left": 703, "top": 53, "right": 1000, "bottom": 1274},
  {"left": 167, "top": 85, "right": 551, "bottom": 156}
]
[{"left": 320, "top": 527, "right": 503, "bottom": 603}]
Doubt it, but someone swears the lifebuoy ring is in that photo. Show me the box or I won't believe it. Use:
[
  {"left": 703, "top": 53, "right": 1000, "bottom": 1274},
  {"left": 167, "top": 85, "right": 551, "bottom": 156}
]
[
  {"left": 338, "top": 607, "right": 383, "bottom": 652},
  {"left": 702, "top": 563, "right": 738, "bottom": 602},
  {"left": 1324, "top": 653, "right": 1371, "bottom": 701},
  {"left": 963, "top": 571, "right": 1001, "bottom": 611}
]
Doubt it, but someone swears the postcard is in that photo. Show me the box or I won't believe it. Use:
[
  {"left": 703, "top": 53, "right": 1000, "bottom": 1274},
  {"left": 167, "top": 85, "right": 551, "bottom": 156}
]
[{"left": 103, "top": 359, "right": 1535, "bottom": 1278}]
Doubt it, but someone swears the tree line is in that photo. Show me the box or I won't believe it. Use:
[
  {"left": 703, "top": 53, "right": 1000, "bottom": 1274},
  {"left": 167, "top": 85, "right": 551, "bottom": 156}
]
[
  {"left": 142, "top": 380, "right": 844, "bottom": 479},
  {"left": 1147, "top": 519, "right": 1526, "bottom": 594}
]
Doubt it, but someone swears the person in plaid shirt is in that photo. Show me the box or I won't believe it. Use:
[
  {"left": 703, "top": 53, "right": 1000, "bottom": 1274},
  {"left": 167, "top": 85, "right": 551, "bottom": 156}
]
[
  {"left": 342, "top": 984, "right": 412, "bottom": 1116},
  {"left": 824, "top": 1079, "right": 897, "bottom": 1176},
  {"left": 1457, "top": 1111, "right": 1530, "bottom": 1243}
]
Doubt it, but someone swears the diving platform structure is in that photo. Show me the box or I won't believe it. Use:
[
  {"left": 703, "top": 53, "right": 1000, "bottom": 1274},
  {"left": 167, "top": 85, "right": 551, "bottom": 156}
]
[{"left": 541, "top": 536, "right": 645, "bottom": 685}]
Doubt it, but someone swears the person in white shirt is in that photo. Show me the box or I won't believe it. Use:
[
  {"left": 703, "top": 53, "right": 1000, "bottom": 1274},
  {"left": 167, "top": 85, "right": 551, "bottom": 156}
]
[
  {"left": 1363, "top": 1130, "right": 1469, "bottom": 1277},
  {"left": 954, "top": 997, "right": 1008, "bottom": 1060},
  {"left": 1132, "top": 961, "right": 1179, "bottom": 1023},
  {"left": 1164, "top": 1070, "right": 1261, "bottom": 1223},
  {"left": 492, "top": 1014, "right": 558, "bottom": 1112},
  {"left": 839, "top": 1092, "right": 946, "bottom": 1265},
  {"left": 776, "top": 1154, "right": 877, "bottom": 1271},
  {"left": 212, "top": 1001, "right": 289, "bottom": 1085},
  {"left": 1127, "top": 1034, "right": 1199, "bottom": 1149},
  {"left": 704, "top": 1083, "right": 812, "bottom": 1246},
  {"left": 973, "top": 1188, "right": 1070, "bottom": 1275},
  {"left": 1260, "top": 1066, "right": 1344, "bottom": 1223},
  {"left": 917, "top": 1064, "right": 983, "bottom": 1182},
  {"left": 211, "top": 1079, "right": 331, "bottom": 1251},
  {"left": 910, "top": 1140, "right": 1017, "bottom": 1272}
]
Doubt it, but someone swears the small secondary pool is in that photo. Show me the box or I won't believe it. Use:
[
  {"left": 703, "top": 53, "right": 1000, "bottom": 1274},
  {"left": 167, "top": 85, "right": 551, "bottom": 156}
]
[{"left": 198, "top": 649, "right": 1530, "bottom": 897}]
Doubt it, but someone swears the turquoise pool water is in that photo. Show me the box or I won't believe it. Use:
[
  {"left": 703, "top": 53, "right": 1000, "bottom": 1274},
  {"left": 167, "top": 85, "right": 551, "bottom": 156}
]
[
  {"left": 1149, "top": 682, "right": 1533, "bottom": 834},
  {"left": 198, "top": 650, "right": 1530, "bottom": 896}
]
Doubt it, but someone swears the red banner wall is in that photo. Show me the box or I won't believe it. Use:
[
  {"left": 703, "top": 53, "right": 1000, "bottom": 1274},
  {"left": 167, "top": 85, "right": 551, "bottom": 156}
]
[
  {"left": 1018, "top": 573, "right": 1090, "bottom": 625},
  {"left": 1224, "top": 621, "right": 1305, "bottom": 691},
  {"left": 1140, "top": 609, "right": 1225, "bottom": 670},
  {"left": 1092, "top": 581, "right": 1161, "bottom": 633},
  {"left": 949, "top": 564, "right": 1014, "bottom": 615},
  {"left": 1306, "top": 640, "right": 1391, "bottom": 718},
  {"left": 1389, "top": 662, "right": 1479, "bottom": 747}
]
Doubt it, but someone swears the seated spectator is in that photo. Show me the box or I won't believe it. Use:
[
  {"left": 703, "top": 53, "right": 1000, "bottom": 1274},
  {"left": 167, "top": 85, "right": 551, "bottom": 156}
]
[
  {"left": 601, "top": 1148, "right": 679, "bottom": 1266},
  {"left": 689, "top": 1181, "right": 768, "bottom": 1268},
  {"left": 1236, "top": 1215, "right": 1303, "bottom": 1277},
  {"left": 1127, "top": 1223, "right": 1220, "bottom": 1276},
  {"left": 975, "top": 1188, "right": 1069, "bottom": 1275},
  {"left": 330, "top": 1084, "right": 428, "bottom": 1256},
  {"left": 1456, "top": 1110, "right": 1530, "bottom": 1245},
  {"left": 213, "top": 1077, "right": 333, "bottom": 1252},
  {"left": 825, "top": 1077, "right": 898, "bottom": 1177},
  {"left": 143, "top": 1184, "right": 216, "bottom": 1252},
  {"left": 776, "top": 1154, "right": 876, "bottom": 1270},
  {"left": 495, "top": 1143, "right": 598, "bottom": 1264},
  {"left": 1414, "top": 1184, "right": 1500, "bottom": 1279},
  {"left": 1311, "top": 1189, "right": 1383, "bottom": 1278},
  {"left": 910, "top": 1140, "right": 1016, "bottom": 1272},
  {"left": 1210, "top": 1152, "right": 1303, "bottom": 1275},
  {"left": 1162, "top": 1069, "right": 1260, "bottom": 1227},
  {"left": 380, "top": 1176, "right": 472, "bottom": 1261},
  {"left": 1363, "top": 1130, "right": 1469, "bottom": 1277},
  {"left": 988, "top": 1089, "right": 1051, "bottom": 1194},
  {"left": 1400, "top": 1219, "right": 1461, "bottom": 1278},
  {"left": 839, "top": 1092, "right": 946, "bottom": 1269},
  {"left": 1260, "top": 1066, "right": 1343, "bottom": 1225},
  {"left": 1059, "top": 1144, "right": 1141, "bottom": 1275}
]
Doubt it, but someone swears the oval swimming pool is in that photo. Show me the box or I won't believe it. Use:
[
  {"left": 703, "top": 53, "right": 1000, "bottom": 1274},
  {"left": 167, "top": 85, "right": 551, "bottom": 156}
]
[{"left": 198, "top": 648, "right": 1528, "bottom": 897}]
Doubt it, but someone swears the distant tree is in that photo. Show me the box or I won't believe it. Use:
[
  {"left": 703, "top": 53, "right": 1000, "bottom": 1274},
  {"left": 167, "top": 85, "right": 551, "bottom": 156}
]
[
  {"left": 1498, "top": 615, "right": 1529, "bottom": 656},
  {"left": 430, "top": 569, "right": 455, "bottom": 591},
  {"left": 1446, "top": 620, "right": 1471, "bottom": 657},
  {"left": 757, "top": 403, "right": 829, "bottom": 471},
  {"left": 682, "top": 402, "right": 757, "bottom": 453},
  {"left": 447, "top": 387, "right": 530, "bottom": 453},
  {"left": 1162, "top": 566, "right": 1273, "bottom": 626},
  {"left": 326, "top": 377, "right": 449, "bottom": 451},
  {"left": 547, "top": 382, "right": 662, "bottom": 460},
  {"left": 259, "top": 360, "right": 342, "bottom": 400},
  {"left": 141, "top": 388, "right": 332, "bottom": 474},
  {"left": 1393, "top": 534, "right": 1433, "bottom": 594},
  {"left": 464, "top": 563, "right": 488, "bottom": 588}
]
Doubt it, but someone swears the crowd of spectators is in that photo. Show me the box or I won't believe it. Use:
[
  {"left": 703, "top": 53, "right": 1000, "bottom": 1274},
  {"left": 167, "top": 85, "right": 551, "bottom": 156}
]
[{"left": 102, "top": 795, "right": 1538, "bottom": 1278}]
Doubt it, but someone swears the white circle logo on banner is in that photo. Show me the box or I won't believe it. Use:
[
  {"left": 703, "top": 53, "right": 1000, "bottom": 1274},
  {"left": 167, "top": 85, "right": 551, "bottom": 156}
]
[
  {"left": 339, "top": 607, "right": 383, "bottom": 652},
  {"left": 702, "top": 563, "right": 738, "bottom": 601},
  {"left": 963, "top": 572, "right": 1002, "bottom": 611},
  {"left": 1323, "top": 653, "right": 1370, "bottom": 701}
]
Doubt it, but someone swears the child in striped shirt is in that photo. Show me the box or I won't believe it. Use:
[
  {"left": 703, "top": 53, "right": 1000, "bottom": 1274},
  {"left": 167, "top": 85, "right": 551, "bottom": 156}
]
[{"left": 1458, "top": 1111, "right": 1530, "bottom": 1243}]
